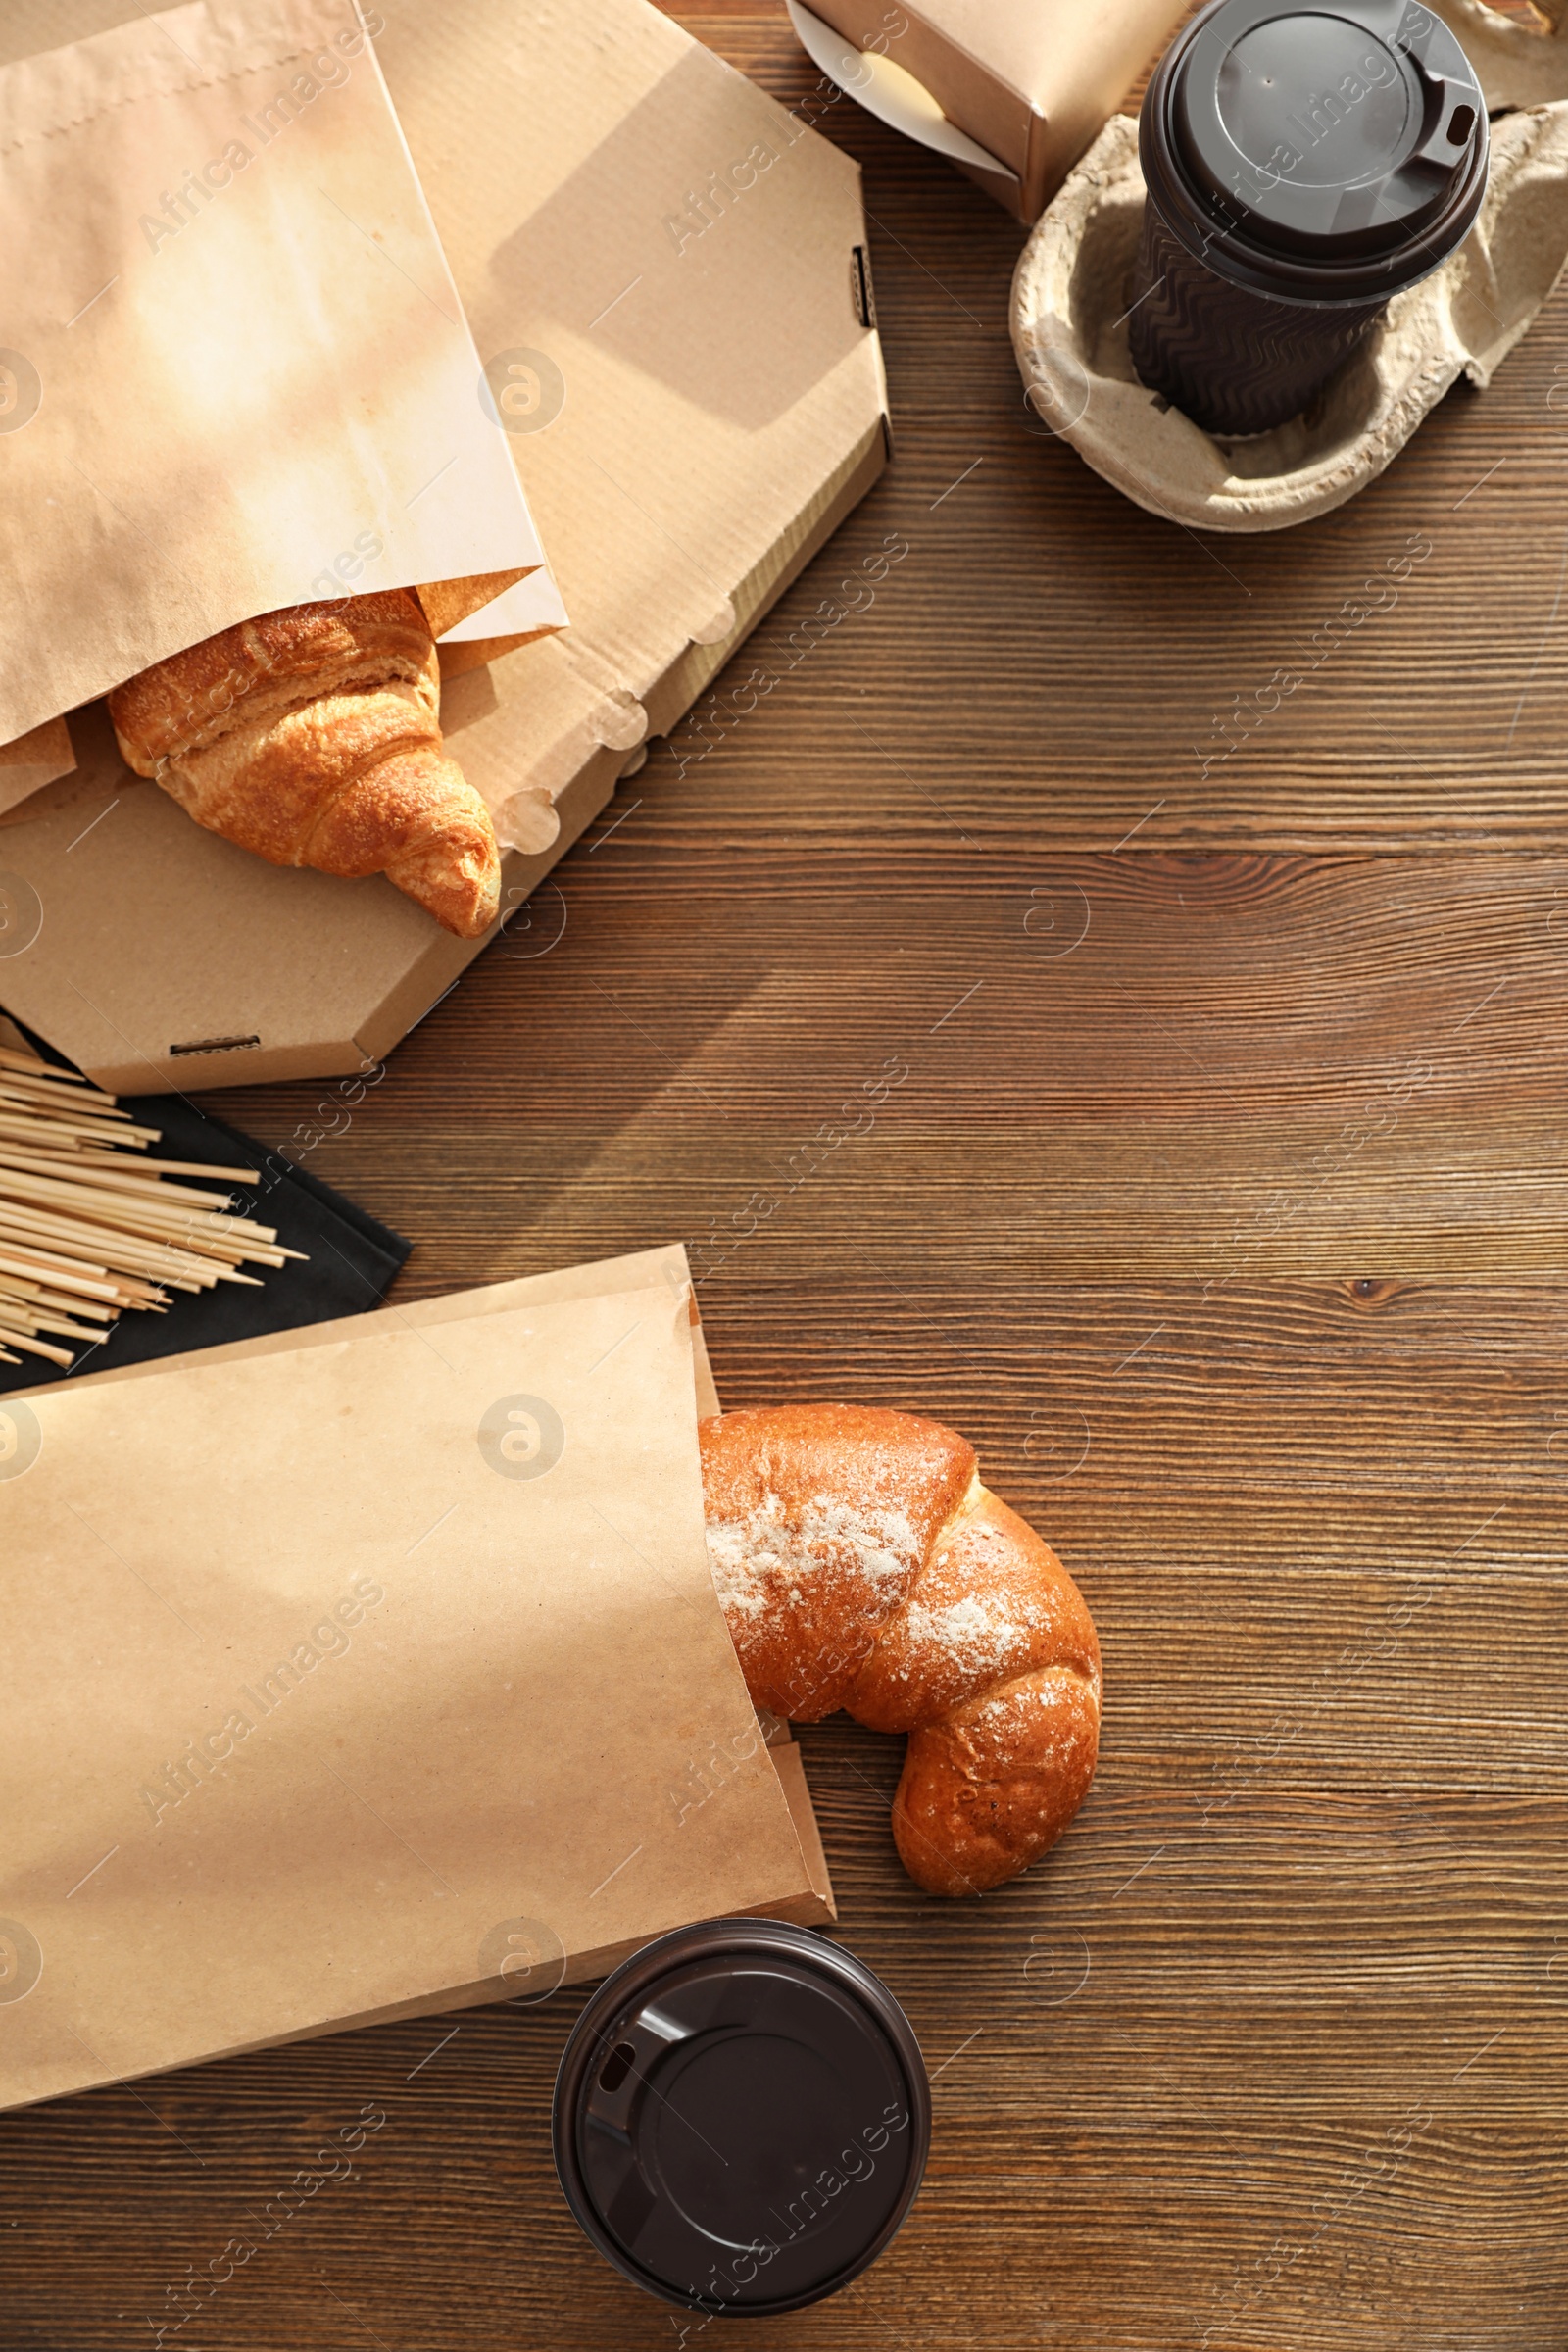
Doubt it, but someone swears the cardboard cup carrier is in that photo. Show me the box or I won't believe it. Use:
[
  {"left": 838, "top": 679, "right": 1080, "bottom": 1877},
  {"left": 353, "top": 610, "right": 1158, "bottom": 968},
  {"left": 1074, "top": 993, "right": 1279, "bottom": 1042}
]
[{"left": 1011, "top": 0, "right": 1568, "bottom": 529}]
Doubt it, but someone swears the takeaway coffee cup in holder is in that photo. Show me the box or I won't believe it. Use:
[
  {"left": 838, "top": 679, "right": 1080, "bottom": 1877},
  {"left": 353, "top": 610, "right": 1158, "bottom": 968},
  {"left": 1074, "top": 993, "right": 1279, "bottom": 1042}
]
[
  {"left": 1130, "top": 0, "right": 1490, "bottom": 437},
  {"left": 553, "top": 1920, "right": 930, "bottom": 2316}
]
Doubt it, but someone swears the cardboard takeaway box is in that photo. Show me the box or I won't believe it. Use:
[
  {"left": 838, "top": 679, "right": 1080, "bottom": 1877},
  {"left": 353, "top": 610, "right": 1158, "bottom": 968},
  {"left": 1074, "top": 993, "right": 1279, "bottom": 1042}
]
[
  {"left": 0, "top": 0, "right": 890, "bottom": 1094},
  {"left": 787, "top": 0, "right": 1193, "bottom": 221}
]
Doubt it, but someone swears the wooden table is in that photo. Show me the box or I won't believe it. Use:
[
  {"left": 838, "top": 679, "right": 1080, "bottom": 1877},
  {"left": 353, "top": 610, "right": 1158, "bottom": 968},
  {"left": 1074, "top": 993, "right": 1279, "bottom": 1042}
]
[{"left": 5, "top": 6, "right": 1567, "bottom": 2348}]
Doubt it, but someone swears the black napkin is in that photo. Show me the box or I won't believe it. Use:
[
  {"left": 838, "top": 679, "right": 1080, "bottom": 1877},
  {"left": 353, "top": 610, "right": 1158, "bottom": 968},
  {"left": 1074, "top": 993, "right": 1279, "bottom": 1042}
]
[{"left": 0, "top": 1050, "right": 411, "bottom": 1397}]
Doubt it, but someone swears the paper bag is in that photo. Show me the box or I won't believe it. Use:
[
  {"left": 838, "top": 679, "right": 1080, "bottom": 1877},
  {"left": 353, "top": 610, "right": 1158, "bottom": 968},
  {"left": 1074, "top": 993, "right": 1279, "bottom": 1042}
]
[
  {"left": 0, "top": 1254, "right": 831, "bottom": 2113},
  {"left": 0, "top": 0, "right": 553, "bottom": 772},
  {"left": 22, "top": 1235, "right": 830, "bottom": 1879}
]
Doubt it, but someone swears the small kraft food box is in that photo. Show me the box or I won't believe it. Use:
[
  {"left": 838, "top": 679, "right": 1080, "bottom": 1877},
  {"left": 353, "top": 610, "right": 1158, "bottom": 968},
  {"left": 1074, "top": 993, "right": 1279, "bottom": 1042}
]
[{"left": 788, "top": 0, "right": 1195, "bottom": 220}]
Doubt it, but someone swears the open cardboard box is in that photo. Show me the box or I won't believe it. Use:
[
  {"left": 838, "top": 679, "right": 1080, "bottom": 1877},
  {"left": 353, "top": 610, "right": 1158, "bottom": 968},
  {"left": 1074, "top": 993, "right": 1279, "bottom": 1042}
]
[{"left": 0, "top": 0, "right": 889, "bottom": 1094}]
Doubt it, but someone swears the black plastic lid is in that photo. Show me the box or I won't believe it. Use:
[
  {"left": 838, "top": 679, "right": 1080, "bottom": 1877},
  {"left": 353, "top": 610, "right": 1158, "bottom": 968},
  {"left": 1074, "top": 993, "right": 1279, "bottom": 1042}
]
[
  {"left": 552, "top": 1920, "right": 930, "bottom": 2317},
  {"left": 1142, "top": 0, "right": 1489, "bottom": 303}
]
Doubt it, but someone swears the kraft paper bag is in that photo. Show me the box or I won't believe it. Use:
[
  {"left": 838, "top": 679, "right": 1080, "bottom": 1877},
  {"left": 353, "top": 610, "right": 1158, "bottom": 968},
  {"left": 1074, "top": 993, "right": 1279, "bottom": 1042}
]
[
  {"left": 0, "top": 0, "right": 553, "bottom": 784},
  {"left": 0, "top": 1261, "right": 828, "bottom": 2113},
  {"left": 22, "top": 1235, "right": 829, "bottom": 1863}
]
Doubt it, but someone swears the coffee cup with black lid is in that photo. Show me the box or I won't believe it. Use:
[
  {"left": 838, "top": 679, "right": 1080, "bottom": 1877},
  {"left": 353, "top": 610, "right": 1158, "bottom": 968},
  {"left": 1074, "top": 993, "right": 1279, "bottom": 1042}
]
[
  {"left": 552, "top": 1919, "right": 931, "bottom": 2316},
  {"left": 1129, "top": 0, "right": 1490, "bottom": 437}
]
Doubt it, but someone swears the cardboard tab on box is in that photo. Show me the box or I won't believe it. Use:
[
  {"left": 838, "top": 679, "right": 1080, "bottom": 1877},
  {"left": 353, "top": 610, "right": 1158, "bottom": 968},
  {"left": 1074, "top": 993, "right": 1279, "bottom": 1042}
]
[
  {"left": 0, "top": 1246, "right": 833, "bottom": 2115},
  {"left": 0, "top": 0, "right": 890, "bottom": 1093}
]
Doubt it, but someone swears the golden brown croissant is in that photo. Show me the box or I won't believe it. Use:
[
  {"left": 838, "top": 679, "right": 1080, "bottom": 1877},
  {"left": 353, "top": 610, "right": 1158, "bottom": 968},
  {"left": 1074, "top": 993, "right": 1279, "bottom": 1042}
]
[
  {"left": 700, "top": 1403, "right": 1102, "bottom": 1897},
  {"left": 107, "top": 591, "right": 500, "bottom": 938}
]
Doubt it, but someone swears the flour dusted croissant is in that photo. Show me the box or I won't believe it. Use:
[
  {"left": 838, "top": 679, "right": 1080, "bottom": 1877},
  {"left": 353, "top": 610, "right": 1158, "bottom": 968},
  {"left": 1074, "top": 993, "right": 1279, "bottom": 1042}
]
[
  {"left": 701, "top": 1404, "right": 1101, "bottom": 1897},
  {"left": 107, "top": 591, "right": 500, "bottom": 938}
]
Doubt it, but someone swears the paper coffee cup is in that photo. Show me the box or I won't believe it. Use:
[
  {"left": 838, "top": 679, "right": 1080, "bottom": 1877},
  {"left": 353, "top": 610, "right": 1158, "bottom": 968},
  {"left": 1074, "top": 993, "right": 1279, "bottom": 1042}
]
[
  {"left": 1130, "top": 0, "right": 1490, "bottom": 436},
  {"left": 552, "top": 1919, "right": 930, "bottom": 2315}
]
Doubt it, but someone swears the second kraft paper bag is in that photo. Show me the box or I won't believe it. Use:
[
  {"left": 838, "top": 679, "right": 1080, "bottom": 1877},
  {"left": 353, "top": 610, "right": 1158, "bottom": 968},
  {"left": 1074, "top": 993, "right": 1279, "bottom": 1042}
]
[
  {"left": 0, "top": 1260, "right": 827, "bottom": 2113},
  {"left": 0, "top": 0, "right": 550, "bottom": 777}
]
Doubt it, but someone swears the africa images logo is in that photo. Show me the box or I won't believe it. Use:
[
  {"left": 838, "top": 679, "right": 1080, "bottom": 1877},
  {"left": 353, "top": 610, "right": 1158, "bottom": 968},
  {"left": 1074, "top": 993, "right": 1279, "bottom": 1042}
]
[
  {"left": 0, "top": 352, "right": 41, "bottom": 435},
  {"left": 478, "top": 1396, "right": 565, "bottom": 1481},
  {"left": 0, "top": 1401, "right": 41, "bottom": 1481},
  {"left": 0, "top": 1919, "right": 42, "bottom": 2005}
]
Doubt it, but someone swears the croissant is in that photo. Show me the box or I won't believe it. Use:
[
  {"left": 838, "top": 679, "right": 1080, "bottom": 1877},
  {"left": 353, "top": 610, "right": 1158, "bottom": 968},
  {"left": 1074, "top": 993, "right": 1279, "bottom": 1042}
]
[
  {"left": 701, "top": 1403, "right": 1102, "bottom": 1897},
  {"left": 107, "top": 591, "right": 501, "bottom": 938}
]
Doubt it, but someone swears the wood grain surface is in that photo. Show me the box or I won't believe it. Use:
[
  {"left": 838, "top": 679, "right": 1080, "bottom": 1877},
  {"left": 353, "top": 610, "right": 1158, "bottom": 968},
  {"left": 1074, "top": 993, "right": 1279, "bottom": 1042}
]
[
  {"left": 4, "top": 4, "right": 1567, "bottom": 2350},
  {"left": 646, "top": 8, "right": 1568, "bottom": 855},
  {"left": 2, "top": 1284, "right": 1564, "bottom": 2352}
]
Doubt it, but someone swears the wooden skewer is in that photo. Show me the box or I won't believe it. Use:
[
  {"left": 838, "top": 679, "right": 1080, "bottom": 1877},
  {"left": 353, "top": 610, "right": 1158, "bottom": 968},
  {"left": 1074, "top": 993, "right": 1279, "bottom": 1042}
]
[
  {"left": 0, "top": 1282, "right": 114, "bottom": 1329},
  {"left": 0, "top": 1205, "right": 247, "bottom": 1268},
  {"left": 0, "top": 1146, "right": 264, "bottom": 1216},
  {"left": 0, "top": 1325, "right": 75, "bottom": 1368},
  {"left": 90, "top": 1153, "right": 257, "bottom": 1183},
  {"left": 0, "top": 1269, "right": 159, "bottom": 1312},
  {"left": 0, "top": 1176, "right": 177, "bottom": 1250},
  {"left": 0, "top": 1123, "right": 255, "bottom": 1183},
  {"left": 0, "top": 1051, "right": 303, "bottom": 1371},
  {"left": 0, "top": 1066, "right": 127, "bottom": 1099},
  {"left": 0, "top": 1092, "right": 150, "bottom": 1134},
  {"left": 0, "top": 1204, "right": 235, "bottom": 1285},
  {"left": 0, "top": 1161, "right": 251, "bottom": 1223},
  {"left": 0, "top": 1249, "right": 124, "bottom": 1300},
  {"left": 0, "top": 1062, "right": 124, "bottom": 1097},
  {"left": 0, "top": 1075, "right": 118, "bottom": 1114},
  {"left": 0, "top": 1134, "right": 234, "bottom": 1188},
  {"left": 0, "top": 1292, "right": 105, "bottom": 1343},
  {"left": 0, "top": 1268, "right": 106, "bottom": 1306},
  {"left": 0, "top": 1077, "right": 133, "bottom": 1112},
  {"left": 0, "top": 1109, "right": 142, "bottom": 1151},
  {"left": 0, "top": 1172, "right": 280, "bottom": 1256}
]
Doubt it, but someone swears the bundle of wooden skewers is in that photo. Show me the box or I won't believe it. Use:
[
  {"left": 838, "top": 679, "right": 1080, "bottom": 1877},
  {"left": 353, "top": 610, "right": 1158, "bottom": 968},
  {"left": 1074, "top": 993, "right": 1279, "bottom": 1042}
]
[{"left": 0, "top": 1041, "right": 304, "bottom": 1372}]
